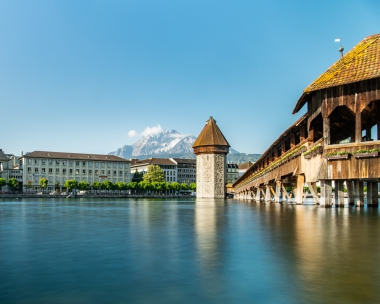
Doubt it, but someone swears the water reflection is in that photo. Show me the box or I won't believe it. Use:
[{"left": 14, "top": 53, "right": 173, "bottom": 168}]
[{"left": 1, "top": 198, "right": 380, "bottom": 303}]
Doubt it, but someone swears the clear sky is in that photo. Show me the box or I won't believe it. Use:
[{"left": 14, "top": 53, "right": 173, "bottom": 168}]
[{"left": 1, "top": 0, "right": 379, "bottom": 155}]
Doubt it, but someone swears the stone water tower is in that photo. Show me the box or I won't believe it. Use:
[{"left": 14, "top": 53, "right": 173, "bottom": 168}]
[{"left": 193, "top": 117, "right": 230, "bottom": 198}]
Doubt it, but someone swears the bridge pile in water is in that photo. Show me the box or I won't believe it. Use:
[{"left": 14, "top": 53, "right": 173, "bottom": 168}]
[{"left": 234, "top": 33, "right": 380, "bottom": 207}]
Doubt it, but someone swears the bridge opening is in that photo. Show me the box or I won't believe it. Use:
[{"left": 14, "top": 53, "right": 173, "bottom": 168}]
[
  {"left": 361, "top": 100, "right": 380, "bottom": 141},
  {"left": 329, "top": 105, "right": 355, "bottom": 144},
  {"left": 309, "top": 113, "right": 323, "bottom": 143}
]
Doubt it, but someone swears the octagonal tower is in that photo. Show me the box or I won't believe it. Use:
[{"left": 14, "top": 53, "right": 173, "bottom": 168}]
[{"left": 193, "top": 117, "right": 230, "bottom": 199}]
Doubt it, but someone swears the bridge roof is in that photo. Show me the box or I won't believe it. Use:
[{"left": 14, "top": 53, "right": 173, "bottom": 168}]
[
  {"left": 233, "top": 113, "right": 307, "bottom": 188},
  {"left": 193, "top": 117, "right": 230, "bottom": 148},
  {"left": 293, "top": 33, "right": 380, "bottom": 114}
]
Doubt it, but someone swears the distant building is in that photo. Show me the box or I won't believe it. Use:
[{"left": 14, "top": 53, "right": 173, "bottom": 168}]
[
  {"left": 172, "top": 158, "right": 196, "bottom": 184},
  {"left": 130, "top": 157, "right": 196, "bottom": 184},
  {"left": 20, "top": 151, "right": 131, "bottom": 192},
  {"left": 226, "top": 163, "right": 239, "bottom": 183},
  {"left": 0, "top": 149, "right": 23, "bottom": 192},
  {"left": 131, "top": 158, "right": 177, "bottom": 182},
  {"left": 238, "top": 161, "right": 254, "bottom": 177}
]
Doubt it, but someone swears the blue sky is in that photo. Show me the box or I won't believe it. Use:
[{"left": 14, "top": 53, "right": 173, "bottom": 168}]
[{"left": 1, "top": 0, "right": 379, "bottom": 155}]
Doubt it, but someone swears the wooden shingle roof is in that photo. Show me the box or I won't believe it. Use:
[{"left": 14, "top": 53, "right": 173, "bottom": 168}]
[
  {"left": 293, "top": 33, "right": 380, "bottom": 114},
  {"left": 193, "top": 117, "right": 230, "bottom": 148}
]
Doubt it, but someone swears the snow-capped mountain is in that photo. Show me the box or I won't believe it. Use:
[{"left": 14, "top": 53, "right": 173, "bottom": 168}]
[{"left": 109, "top": 129, "right": 240, "bottom": 159}]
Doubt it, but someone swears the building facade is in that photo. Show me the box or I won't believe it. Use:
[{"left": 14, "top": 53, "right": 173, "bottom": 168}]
[
  {"left": 172, "top": 158, "right": 196, "bottom": 184},
  {"left": 193, "top": 117, "right": 230, "bottom": 199},
  {"left": 0, "top": 149, "right": 23, "bottom": 192},
  {"left": 130, "top": 158, "right": 196, "bottom": 184},
  {"left": 20, "top": 151, "right": 131, "bottom": 192},
  {"left": 226, "top": 163, "right": 239, "bottom": 183}
]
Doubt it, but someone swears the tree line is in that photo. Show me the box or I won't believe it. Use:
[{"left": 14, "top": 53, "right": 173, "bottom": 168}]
[{"left": 0, "top": 165, "right": 197, "bottom": 195}]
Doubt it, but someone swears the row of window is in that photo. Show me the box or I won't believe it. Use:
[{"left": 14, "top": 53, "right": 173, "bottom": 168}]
[
  {"left": 27, "top": 176, "right": 129, "bottom": 184},
  {"left": 178, "top": 174, "right": 195, "bottom": 178},
  {"left": 27, "top": 159, "right": 128, "bottom": 169},
  {"left": 164, "top": 171, "right": 176, "bottom": 176},
  {"left": 178, "top": 169, "right": 196, "bottom": 173},
  {"left": 27, "top": 167, "right": 127, "bottom": 176}
]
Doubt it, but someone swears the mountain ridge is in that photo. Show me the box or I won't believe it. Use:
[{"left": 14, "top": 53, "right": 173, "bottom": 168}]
[{"left": 108, "top": 129, "right": 260, "bottom": 163}]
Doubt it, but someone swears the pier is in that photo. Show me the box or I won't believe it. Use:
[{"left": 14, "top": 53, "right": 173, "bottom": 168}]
[{"left": 233, "top": 34, "right": 380, "bottom": 207}]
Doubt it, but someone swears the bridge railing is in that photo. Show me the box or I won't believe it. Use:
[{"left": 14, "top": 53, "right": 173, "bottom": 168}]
[{"left": 235, "top": 139, "right": 309, "bottom": 191}]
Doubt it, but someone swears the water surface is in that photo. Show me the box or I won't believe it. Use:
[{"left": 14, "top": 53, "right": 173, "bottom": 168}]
[{"left": 1, "top": 198, "right": 380, "bottom": 303}]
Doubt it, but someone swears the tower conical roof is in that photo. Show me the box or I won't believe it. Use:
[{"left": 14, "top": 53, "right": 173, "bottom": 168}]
[{"left": 193, "top": 117, "right": 230, "bottom": 148}]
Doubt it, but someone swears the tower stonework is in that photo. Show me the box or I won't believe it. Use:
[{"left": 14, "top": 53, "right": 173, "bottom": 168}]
[{"left": 193, "top": 117, "right": 230, "bottom": 199}]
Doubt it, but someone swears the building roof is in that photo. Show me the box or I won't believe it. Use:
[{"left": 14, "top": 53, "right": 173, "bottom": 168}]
[
  {"left": 227, "top": 164, "right": 238, "bottom": 169},
  {"left": 0, "top": 149, "right": 9, "bottom": 161},
  {"left": 193, "top": 117, "right": 230, "bottom": 148},
  {"left": 22, "top": 151, "right": 130, "bottom": 162},
  {"left": 238, "top": 161, "right": 253, "bottom": 170},
  {"left": 131, "top": 158, "right": 176, "bottom": 167},
  {"left": 171, "top": 158, "right": 196, "bottom": 164},
  {"left": 293, "top": 33, "right": 380, "bottom": 114}
]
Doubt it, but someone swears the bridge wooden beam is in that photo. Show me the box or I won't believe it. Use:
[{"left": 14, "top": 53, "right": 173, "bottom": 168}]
[
  {"left": 275, "top": 181, "right": 281, "bottom": 203},
  {"left": 334, "top": 180, "right": 344, "bottom": 207},
  {"left": 320, "top": 180, "right": 333, "bottom": 207},
  {"left": 294, "top": 175, "right": 305, "bottom": 204},
  {"left": 346, "top": 180, "right": 355, "bottom": 205},
  {"left": 354, "top": 180, "right": 364, "bottom": 207},
  {"left": 355, "top": 111, "right": 362, "bottom": 143},
  {"left": 323, "top": 116, "right": 330, "bottom": 146},
  {"left": 307, "top": 182, "right": 319, "bottom": 204}
]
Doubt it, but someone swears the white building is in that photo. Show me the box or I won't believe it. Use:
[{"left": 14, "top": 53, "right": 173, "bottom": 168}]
[
  {"left": 130, "top": 158, "right": 196, "bottom": 184},
  {"left": 131, "top": 158, "right": 178, "bottom": 182},
  {"left": 20, "top": 151, "right": 131, "bottom": 192},
  {"left": 0, "top": 149, "right": 23, "bottom": 192}
]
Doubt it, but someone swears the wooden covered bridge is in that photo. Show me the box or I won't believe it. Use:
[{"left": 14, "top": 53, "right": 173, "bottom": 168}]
[{"left": 233, "top": 33, "right": 380, "bottom": 207}]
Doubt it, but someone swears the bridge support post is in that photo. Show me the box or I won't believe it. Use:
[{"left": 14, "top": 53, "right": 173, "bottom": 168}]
[
  {"left": 346, "top": 180, "right": 354, "bottom": 205},
  {"left": 255, "top": 188, "right": 261, "bottom": 202},
  {"left": 275, "top": 181, "right": 281, "bottom": 203},
  {"left": 307, "top": 182, "right": 319, "bottom": 204},
  {"left": 335, "top": 180, "right": 344, "bottom": 207},
  {"left": 249, "top": 189, "right": 254, "bottom": 201},
  {"left": 320, "top": 180, "right": 333, "bottom": 207},
  {"left": 265, "top": 185, "right": 271, "bottom": 202},
  {"left": 354, "top": 180, "right": 364, "bottom": 207},
  {"left": 260, "top": 188, "right": 266, "bottom": 202},
  {"left": 294, "top": 175, "right": 305, "bottom": 205},
  {"left": 368, "top": 182, "right": 379, "bottom": 207},
  {"left": 281, "top": 184, "right": 289, "bottom": 203}
]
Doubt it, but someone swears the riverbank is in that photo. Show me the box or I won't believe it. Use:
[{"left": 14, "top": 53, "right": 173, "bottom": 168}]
[{"left": 0, "top": 194, "right": 195, "bottom": 199}]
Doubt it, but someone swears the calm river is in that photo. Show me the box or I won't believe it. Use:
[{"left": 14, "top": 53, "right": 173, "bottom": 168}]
[{"left": 1, "top": 198, "right": 380, "bottom": 303}]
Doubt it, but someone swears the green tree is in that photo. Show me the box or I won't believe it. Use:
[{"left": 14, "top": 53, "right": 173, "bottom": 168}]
[
  {"left": 180, "top": 183, "right": 189, "bottom": 191},
  {"left": 0, "top": 177, "right": 6, "bottom": 191},
  {"left": 117, "top": 181, "right": 128, "bottom": 194},
  {"left": 25, "top": 180, "right": 33, "bottom": 193},
  {"left": 92, "top": 181, "right": 101, "bottom": 193},
  {"left": 143, "top": 165, "right": 165, "bottom": 183},
  {"left": 39, "top": 178, "right": 48, "bottom": 193},
  {"left": 128, "top": 182, "right": 137, "bottom": 194},
  {"left": 170, "top": 182, "right": 180, "bottom": 194},
  {"left": 103, "top": 180, "right": 113, "bottom": 194},
  {"left": 64, "top": 179, "right": 78, "bottom": 192},
  {"left": 189, "top": 183, "right": 196, "bottom": 191},
  {"left": 7, "top": 178, "right": 19, "bottom": 192},
  {"left": 138, "top": 181, "right": 152, "bottom": 194},
  {"left": 78, "top": 180, "right": 90, "bottom": 191},
  {"left": 132, "top": 169, "right": 143, "bottom": 183}
]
